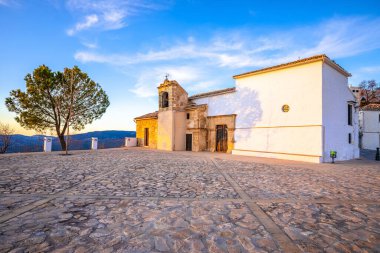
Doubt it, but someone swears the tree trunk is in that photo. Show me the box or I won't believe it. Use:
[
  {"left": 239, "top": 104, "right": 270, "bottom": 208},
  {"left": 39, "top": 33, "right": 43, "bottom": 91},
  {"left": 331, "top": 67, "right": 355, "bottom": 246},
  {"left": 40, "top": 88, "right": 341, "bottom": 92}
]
[{"left": 58, "top": 134, "right": 66, "bottom": 151}]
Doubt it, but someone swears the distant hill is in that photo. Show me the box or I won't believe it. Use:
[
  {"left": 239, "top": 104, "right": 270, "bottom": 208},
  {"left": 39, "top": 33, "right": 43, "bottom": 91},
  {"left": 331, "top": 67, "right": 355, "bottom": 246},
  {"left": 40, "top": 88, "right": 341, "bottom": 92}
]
[{"left": 3, "top": 130, "right": 136, "bottom": 153}]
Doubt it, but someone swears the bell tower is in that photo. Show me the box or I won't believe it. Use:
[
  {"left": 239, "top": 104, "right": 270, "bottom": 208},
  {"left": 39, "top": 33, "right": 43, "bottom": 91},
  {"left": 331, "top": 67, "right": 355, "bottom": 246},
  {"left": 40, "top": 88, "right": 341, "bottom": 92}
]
[{"left": 157, "top": 78, "right": 188, "bottom": 151}]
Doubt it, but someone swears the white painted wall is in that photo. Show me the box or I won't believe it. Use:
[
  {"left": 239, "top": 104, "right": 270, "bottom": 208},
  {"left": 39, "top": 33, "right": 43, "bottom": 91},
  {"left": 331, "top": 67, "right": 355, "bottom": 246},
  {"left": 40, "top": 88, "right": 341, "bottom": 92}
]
[
  {"left": 125, "top": 137, "right": 137, "bottom": 147},
  {"left": 322, "top": 64, "right": 359, "bottom": 162},
  {"left": 194, "top": 62, "right": 324, "bottom": 162},
  {"left": 360, "top": 110, "right": 380, "bottom": 150},
  {"left": 193, "top": 60, "right": 360, "bottom": 163}
]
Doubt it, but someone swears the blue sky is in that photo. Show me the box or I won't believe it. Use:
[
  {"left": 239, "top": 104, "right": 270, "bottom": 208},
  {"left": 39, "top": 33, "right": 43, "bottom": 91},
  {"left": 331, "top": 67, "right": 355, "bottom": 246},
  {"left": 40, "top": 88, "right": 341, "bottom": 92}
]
[{"left": 1, "top": 0, "right": 380, "bottom": 135}]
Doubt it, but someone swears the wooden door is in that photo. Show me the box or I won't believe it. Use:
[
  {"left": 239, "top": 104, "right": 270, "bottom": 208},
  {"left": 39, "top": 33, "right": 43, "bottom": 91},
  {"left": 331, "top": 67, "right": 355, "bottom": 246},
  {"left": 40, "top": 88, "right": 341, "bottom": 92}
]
[
  {"left": 186, "top": 134, "right": 192, "bottom": 151},
  {"left": 216, "top": 125, "right": 227, "bottom": 152},
  {"left": 144, "top": 128, "right": 149, "bottom": 146}
]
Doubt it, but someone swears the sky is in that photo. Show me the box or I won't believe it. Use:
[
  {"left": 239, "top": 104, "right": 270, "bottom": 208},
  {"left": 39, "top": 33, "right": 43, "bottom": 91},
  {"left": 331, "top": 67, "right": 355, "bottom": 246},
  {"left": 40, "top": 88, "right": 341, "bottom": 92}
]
[{"left": 0, "top": 0, "right": 380, "bottom": 135}]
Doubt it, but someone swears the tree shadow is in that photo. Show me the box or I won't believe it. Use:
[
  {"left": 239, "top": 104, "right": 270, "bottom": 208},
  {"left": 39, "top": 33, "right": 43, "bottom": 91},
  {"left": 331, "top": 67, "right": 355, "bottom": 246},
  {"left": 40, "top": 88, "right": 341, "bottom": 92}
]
[{"left": 199, "top": 86, "right": 263, "bottom": 143}]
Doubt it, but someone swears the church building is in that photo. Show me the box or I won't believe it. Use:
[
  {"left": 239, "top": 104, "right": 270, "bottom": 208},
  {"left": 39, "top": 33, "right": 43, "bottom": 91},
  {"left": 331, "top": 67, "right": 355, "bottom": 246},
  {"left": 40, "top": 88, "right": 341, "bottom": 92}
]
[{"left": 134, "top": 54, "right": 360, "bottom": 163}]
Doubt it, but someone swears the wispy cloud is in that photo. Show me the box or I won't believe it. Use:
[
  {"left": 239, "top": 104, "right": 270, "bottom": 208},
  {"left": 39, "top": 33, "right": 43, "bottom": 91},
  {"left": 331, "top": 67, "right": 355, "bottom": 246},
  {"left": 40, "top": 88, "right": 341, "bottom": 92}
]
[
  {"left": 81, "top": 41, "right": 98, "bottom": 49},
  {"left": 66, "top": 0, "right": 170, "bottom": 35},
  {"left": 67, "top": 14, "right": 99, "bottom": 36},
  {"left": 130, "top": 65, "right": 207, "bottom": 97},
  {"left": 351, "top": 65, "right": 380, "bottom": 84},
  {"left": 74, "top": 16, "right": 380, "bottom": 97},
  {"left": 360, "top": 65, "right": 380, "bottom": 74},
  {"left": 0, "top": 0, "right": 18, "bottom": 6}
]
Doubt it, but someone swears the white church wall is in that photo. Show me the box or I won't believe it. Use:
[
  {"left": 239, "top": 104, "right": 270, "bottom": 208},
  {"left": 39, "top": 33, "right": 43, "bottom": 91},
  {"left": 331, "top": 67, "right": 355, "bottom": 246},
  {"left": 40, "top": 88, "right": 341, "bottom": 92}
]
[
  {"left": 192, "top": 92, "right": 237, "bottom": 117},
  {"left": 232, "top": 62, "right": 324, "bottom": 162},
  {"left": 234, "top": 62, "right": 323, "bottom": 128},
  {"left": 322, "top": 64, "right": 360, "bottom": 162},
  {"left": 194, "top": 61, "right": 325, "bottom": 162},
  {"left": 360, "top": 110, "right": 380, "bottom": 150},
  {"left": 362, "top": 133, "right": 380, "bottom": 150}
]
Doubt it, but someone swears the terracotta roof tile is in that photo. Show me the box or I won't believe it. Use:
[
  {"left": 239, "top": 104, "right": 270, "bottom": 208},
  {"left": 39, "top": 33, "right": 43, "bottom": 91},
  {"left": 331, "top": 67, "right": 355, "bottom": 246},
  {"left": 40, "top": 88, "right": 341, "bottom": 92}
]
[
  {"left": 360, "top": 103, "right": 380, "bottom": 111},
  {"left": 233, "top": 54, "right": 351, "bottom": 79},
  {"left": 188, "top": 87, "right": 236, "bottom": 100},
  {"left": 134, "top": 111, "right": 158, "bottom": 120}
]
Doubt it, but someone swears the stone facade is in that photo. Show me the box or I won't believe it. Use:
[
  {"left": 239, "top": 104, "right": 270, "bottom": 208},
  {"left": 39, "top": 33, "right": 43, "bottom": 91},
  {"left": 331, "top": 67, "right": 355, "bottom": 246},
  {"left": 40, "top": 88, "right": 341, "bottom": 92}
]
[
  {"left": 157, "top": 80, "right": 188, "bottom": 151},
  {"left": 206, "top": 114, "right": 236, "bottom": 153},
  {"left": 135, "top": 115, "right": 158, "bottom": 148},
  {"left": 185, "top": 104, "right": 208, "bottom": 152},
  {"left": 135, "top": 55, "right": 359, "bottom": 162},
  {"left": 135, "top": 79, "right": 236, "bottom": 153},
  {"left": 158, "top": 80, "right": 188, "bottom": 111}
]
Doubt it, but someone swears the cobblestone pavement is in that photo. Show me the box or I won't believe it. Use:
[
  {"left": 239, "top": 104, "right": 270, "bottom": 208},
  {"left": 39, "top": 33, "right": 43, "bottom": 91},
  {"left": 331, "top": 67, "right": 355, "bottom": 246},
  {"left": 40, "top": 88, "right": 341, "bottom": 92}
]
[{"left": 0, "top": 148, "right": 379, "bottom": 252}]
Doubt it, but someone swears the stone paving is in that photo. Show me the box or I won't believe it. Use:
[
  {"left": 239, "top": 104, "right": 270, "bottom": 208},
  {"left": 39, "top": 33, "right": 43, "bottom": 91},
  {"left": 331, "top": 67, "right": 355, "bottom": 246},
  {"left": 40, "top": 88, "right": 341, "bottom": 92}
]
[{"left": 0, "top": 148, "right": 379, "bottom": 252}]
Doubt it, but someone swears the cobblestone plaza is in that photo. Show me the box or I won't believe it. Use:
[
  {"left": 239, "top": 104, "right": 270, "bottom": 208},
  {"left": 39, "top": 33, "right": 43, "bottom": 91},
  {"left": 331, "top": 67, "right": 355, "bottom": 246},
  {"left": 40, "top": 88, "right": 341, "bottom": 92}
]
[{"left": 0, "top": 148, "right": 379, "bottom": 252}]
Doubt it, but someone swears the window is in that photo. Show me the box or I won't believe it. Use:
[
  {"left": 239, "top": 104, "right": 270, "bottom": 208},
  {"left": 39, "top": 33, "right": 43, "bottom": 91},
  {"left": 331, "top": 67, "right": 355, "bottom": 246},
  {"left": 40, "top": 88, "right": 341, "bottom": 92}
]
[
  {"left": 360, "top": 97, "right": 366, "bottom": 106},
  {"left": 186, "top": 113, "right": 190, "bottom": 119},
  {"left": 160, "top": 92, "right": 169, "bottom": 108},
  {"left": 348, "top": 104, "right": 353, "bottom": 126},
  {"left": 348, "top": 133, "right": 352, "bottom": 144}
]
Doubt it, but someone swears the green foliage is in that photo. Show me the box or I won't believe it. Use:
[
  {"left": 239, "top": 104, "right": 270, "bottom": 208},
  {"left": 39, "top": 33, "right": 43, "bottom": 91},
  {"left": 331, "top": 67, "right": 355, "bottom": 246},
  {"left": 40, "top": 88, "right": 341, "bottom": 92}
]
[{"left": 5, "top": 65, "right": 110, "bottom": 149}]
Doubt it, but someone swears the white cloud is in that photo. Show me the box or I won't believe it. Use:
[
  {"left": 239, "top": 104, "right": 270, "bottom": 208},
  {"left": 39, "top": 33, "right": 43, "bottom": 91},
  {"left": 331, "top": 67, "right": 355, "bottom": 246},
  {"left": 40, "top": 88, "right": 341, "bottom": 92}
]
[
  {"left": 0, "top": 0, "right": 18, "bottom": 6},
  {"left": 66, "top": 0, "right": 170, "bottom": 35},
  {"left": 67, "top": 14, "right": 99, "bottom": 36},
  {"left": 360, "top": 66, "right": 380, "bottom": 74},
  {"left": 74, "top": 16, "right": 380, "bottom": 97},
  {"left": 130, "top": 66, "right": 205, "bottom": 97},
  {"left": 81, "top": 41, "right": 98, "bottom": 49}
]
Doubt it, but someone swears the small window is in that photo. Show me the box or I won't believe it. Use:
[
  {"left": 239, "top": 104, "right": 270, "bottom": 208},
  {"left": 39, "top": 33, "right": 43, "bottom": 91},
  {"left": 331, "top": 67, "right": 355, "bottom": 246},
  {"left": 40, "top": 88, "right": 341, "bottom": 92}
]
[
  {"left": 348, "top": 104, "right": 353, "bottom": 126},
  {"left": 186, "top": 113, "right": 190, "bottom": 119},
  {"left": 348, "top": 133, "right": 352, "bottom": 144},
  {"left": 360, "top": 97, "right": 366, "bottom": 106}
]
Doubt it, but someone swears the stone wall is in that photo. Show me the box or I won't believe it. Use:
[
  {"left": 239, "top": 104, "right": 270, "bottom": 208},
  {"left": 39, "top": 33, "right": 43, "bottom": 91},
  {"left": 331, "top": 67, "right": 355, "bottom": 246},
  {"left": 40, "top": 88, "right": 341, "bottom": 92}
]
[
  {"left": 207, "top": 115, "right": 236, "bottom": 153},
  {"left": 158, "top": 80, "right": 188, "bottom": 111},
  {"left": 157, "top": 79, "right": 188, "bottom": 151},
  {"left": 186, "top": 105, "right": 208, "bottom": 151},
  {"left": 135, "top": 118, "right": 158, "bottom": 148}
]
